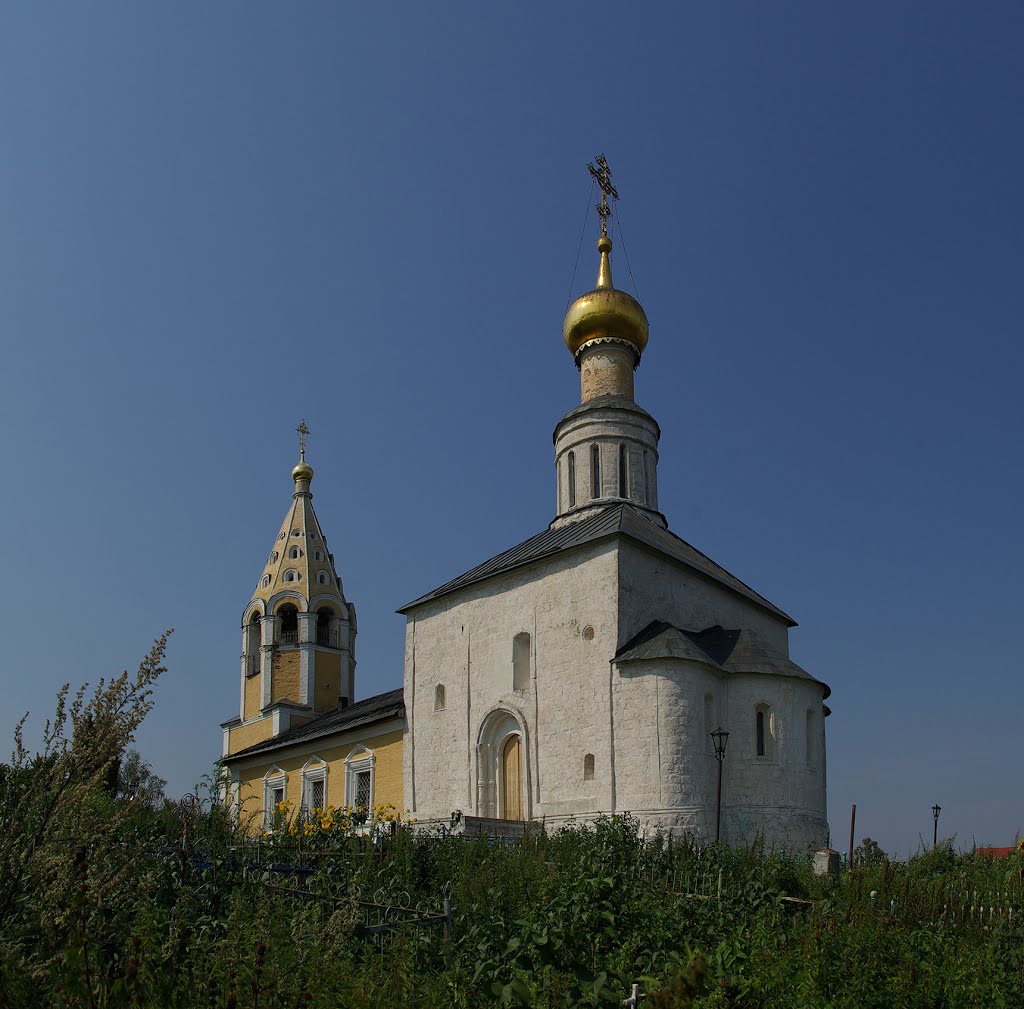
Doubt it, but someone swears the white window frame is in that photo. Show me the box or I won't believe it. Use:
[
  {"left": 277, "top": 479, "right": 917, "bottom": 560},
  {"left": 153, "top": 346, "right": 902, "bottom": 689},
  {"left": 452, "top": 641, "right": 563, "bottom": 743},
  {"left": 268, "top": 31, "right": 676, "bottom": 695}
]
[
  {"left": 301, "top": 756, "right": 328, "bottom": 814},
  {"left": 263, "top": 766, "right": 287, "bottom": 829},
  {"left": 344, "top": 745, "right": 374, "bottom": 813}
]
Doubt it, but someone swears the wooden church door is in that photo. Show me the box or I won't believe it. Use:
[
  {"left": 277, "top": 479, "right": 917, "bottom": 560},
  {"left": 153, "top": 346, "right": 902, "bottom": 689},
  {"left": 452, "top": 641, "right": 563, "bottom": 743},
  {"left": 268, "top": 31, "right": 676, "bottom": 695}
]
[{"left": 501, "top": 735, "right": 523, "bottom": 820}]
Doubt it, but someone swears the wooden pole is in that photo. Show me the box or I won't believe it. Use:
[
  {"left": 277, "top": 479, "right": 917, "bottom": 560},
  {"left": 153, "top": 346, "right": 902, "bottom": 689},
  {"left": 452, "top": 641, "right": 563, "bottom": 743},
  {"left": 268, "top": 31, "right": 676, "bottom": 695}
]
[{"left": 848, "top": 803, "right": 856, "bottom": 871}]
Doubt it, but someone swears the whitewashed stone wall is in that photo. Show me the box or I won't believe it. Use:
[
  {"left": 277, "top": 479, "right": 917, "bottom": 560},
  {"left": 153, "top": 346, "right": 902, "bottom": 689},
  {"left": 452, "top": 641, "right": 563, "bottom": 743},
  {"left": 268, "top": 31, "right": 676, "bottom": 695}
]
[
  {"left": 403, "top": 533, "right": 829, "bottom": 851},
  {"left": 403, "top": 540, "right": 621, "bottom": 823}
]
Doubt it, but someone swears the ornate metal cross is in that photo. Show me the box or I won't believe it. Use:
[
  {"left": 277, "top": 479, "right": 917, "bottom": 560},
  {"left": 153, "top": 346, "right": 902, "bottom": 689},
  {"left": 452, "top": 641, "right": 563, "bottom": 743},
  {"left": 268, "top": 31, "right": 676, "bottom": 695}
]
[
  {"left": 296, "top": 419, "right": 311, "bottom": 459},
  {"left": 587, "top": 154, "right": 619, "bottom": 236}
]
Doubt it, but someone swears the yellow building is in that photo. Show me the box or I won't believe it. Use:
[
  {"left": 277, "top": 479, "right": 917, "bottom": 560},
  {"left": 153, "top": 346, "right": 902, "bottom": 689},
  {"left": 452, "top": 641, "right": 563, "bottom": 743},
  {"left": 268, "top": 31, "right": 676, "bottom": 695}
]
[{"left": 220, "top": 439, "right": 405, "bottom": 829}]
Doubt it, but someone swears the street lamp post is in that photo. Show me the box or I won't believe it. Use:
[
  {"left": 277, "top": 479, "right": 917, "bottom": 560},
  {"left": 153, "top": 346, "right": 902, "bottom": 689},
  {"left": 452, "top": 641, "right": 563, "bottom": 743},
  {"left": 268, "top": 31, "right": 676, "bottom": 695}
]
[
  {"left": 710, "top": 726, "right": 730, "bottom": 843},
  {"left": 932, "top": 804, "right": 941, "bottom": 848}
]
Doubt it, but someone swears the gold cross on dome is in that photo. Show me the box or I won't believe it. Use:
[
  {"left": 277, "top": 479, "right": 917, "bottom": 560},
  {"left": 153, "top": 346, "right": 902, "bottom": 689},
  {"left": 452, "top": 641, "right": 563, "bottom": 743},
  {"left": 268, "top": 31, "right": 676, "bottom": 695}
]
[
  {"left": 296, "top": 419, "right": 311, "bottom": 460},
  {"left": 587, "top": 154, "right": 619, "bottom": 236}
]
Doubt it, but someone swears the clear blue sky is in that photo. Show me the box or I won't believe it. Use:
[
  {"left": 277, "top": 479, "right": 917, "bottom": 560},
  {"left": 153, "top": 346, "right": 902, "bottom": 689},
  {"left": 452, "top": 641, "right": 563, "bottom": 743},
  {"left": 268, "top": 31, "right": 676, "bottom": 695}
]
[{"left": 2, "top": 3, "right": 1021, "bottom": 856}]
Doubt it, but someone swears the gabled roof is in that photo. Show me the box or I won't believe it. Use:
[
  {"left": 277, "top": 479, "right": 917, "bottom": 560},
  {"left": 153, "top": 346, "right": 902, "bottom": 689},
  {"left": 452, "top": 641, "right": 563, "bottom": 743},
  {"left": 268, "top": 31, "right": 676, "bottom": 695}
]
[
  {"left": 398, "top": 503, "right": 793, "bottom": 624},
  {"left": 222, "top": 688, "right": 405, "bottom": 762},
  {"left": 615, "top": 620, "right": 829, "bottom": 697}
]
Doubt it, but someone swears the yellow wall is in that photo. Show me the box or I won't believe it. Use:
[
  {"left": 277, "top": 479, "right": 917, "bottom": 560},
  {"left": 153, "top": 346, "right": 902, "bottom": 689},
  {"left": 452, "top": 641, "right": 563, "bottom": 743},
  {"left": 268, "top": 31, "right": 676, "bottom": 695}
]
[
  {"left": 314, "top": 651, "right": 341, "bottom": 712},
  {"left": 228, "top": 717, "right": 273, "bottom": 755},
  {"left": 233, "top": 726, "right": 404, "bottom": 832},
  {"left": 272, "top": 650, "right": 300, "bottom": 704},
  {"left": 243, "top": 671, "right": 262, "bottom": 721}
]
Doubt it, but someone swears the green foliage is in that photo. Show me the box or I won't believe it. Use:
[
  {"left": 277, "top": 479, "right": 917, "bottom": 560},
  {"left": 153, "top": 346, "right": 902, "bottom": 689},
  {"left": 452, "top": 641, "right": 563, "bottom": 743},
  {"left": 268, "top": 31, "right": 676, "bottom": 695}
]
[{"left": 2, "top": 654, "right": 1021, "bottom": 1006}]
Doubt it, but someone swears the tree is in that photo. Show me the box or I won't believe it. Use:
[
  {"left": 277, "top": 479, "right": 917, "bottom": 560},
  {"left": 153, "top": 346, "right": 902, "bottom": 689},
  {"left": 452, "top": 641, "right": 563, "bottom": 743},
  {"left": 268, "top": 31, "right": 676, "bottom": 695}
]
[{"left": 116, "top": 747, "right": 167, "bottom": 807}]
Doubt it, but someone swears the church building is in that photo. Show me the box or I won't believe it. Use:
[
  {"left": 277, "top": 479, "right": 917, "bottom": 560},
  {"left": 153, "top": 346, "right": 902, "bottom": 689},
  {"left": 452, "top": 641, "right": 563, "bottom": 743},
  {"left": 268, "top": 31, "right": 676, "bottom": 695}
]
[{"left": 221, "top": 164, "right": 831, "bottom": 849}]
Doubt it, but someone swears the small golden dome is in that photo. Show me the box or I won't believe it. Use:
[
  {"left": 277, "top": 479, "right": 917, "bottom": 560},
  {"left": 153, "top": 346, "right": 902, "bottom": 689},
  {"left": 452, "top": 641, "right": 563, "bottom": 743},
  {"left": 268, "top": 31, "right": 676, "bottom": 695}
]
[
  {"left": 563, "top": 234, "right": 649, "bottom": 363},
  {"left": 292, "top": 460, "right": 314, "bottom": 483}
]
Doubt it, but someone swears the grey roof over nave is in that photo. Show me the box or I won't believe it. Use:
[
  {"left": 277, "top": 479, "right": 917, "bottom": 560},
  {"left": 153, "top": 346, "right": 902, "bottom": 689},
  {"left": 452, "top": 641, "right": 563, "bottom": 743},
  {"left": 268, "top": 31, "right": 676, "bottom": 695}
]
[
  {"left": 398, "top": 502, "right": 794, "bottom": 624},
  {"left": 222, "top": 688, "right": 405, "bottom": 762}
]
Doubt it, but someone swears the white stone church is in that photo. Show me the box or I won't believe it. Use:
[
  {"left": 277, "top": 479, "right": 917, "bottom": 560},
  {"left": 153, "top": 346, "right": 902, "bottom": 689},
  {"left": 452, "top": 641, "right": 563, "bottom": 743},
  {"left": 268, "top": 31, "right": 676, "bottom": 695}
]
[{"left": 221, "top": 173, "right": 830, "bottom": 851}]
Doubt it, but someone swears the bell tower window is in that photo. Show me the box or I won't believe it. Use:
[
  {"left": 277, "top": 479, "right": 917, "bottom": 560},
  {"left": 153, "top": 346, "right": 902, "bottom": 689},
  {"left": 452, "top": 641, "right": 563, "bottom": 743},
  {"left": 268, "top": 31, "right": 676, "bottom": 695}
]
[
  {"left": 591, "top": 444, "right": 601, "bottom": 499},
  {"left": 278, "top": 605, "right": 299, "bottom": 646},
  {"left": 568, "top": 451, "right": 576, "bottom": 508},
  {"left": 316, "top": 608, "right": 334, "bottom": 647},
  {"left": 618, "top": 444, "right": 627, "bottom": 498}
]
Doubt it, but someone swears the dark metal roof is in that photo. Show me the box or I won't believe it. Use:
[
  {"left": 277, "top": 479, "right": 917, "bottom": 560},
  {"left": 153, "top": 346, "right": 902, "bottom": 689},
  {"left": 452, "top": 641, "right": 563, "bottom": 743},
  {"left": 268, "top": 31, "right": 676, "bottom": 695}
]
[
  {"left": 399, "top": 503, "right": 793, "bottom": 624},
  {"left": 222, "top": 687, "right": 405, "bottom": 762},
  {"left": 615, "top": 620, "right": 829, "bottom": 697}
]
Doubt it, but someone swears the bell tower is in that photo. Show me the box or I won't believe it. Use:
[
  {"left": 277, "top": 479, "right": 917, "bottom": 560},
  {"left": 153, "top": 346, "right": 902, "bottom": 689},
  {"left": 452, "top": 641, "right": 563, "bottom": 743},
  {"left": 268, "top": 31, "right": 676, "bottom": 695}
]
[
  {"left": 552, "top": 156, "right": 664, "bottom": 530},
  {"left": 223, "top": 422, "right": 357, "bottom": 757}
]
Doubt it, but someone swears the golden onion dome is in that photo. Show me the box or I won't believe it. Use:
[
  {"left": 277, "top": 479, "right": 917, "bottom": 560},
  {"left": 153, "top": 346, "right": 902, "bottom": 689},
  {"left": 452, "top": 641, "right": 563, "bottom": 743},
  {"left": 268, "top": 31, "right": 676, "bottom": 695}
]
[
  {"left": 292, "top": 459, "right": 314, "bottom": 484},
  {"left": 563, "top": 233, "right": 648, "bottom": 363}
]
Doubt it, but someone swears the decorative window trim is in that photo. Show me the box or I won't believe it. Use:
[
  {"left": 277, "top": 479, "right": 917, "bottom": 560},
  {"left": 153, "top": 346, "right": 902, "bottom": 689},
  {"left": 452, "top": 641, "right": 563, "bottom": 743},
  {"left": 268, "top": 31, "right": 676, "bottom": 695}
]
[
  {"left": 289, "top": 546, "right": 303, "bottom": 560},
  {"left": 301, "top": 756, "right": 328, "bottom": 813},
  {"left": 282, "top": 569, "right": 300, "bottom": 583},
  {"left": 314, "top": 549, "right": 325, "bottom": 561},
  {"left": 344, "top": 745, "right": 374, "bottom": 813},
  {"left": 316, "top": 571, "right": 329, "bottom": 585},
  {"left": 261, "top": 574, "right": 271, "bottom": 588},
  {"left": 263, "top": 766, "right": 287, "bottom": 829}
]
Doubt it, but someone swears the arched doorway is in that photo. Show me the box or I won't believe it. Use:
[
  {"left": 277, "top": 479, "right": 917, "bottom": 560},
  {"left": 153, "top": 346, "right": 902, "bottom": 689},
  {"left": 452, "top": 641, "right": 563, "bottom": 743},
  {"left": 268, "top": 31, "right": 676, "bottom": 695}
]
[
  {"left": 500, "top": 735, "right": 523, "bottom": 821},
  {"left": 476, "top": 708, "right": 529, "bottom": 821}
]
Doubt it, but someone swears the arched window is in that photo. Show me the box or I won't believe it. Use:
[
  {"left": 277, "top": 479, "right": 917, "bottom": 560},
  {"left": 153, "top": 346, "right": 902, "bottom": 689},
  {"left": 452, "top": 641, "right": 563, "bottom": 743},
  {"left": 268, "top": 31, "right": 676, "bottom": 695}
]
[
  {"left": 271, "top": 551, "right": 279, "bottom": 562},
  {"left": 568, "top": 451, "right": 576, "bottom": 508},
  {"left": 314, "top": 549, "right": 325, "bottom": 561},
  {"left": 278, "top": 604, "right": 299, "bottom": 645},
  {"left": 618, "top": 444, "right": 627, "bottom": 498},
  {"left": 512, "top": 632, "right": 530, "bottom": 691},
  {"left": 316, "top": 608, "right": 333, "bottom": 647},
  {"left": 344, "top": 745, "right": 374, "bottom": 811},
  {"left": 434, "top": 684, "right": 446, "bottom": 711},
  {"left": 583, "top": 753, "right": 595, "bottom": 781},
  {"left": 805, "top": 708, "right": 816, "bottom": 768},
  {"left": 316, "top": 570, "right": 329, "bottom": 585},
  {"left": 263, "top": 766, "right": 286, "bottom": 829},
  {"left": 301, "top": 756, "right": 328, "bottom": 814},
  {"left": 261, "top": 574, "right": 271, "bottom": 588},
  {"left": 591, "top": 444, "right": 601, "bottom": 499},
  {"left": 755, "top": 703, "right": 774, "bottom": 760},
  {"left": 282, "top": 569, "right": 299, "bottom": 583},
  {"left": 289, "top": 545, "right": 302, "bottom": 560}
]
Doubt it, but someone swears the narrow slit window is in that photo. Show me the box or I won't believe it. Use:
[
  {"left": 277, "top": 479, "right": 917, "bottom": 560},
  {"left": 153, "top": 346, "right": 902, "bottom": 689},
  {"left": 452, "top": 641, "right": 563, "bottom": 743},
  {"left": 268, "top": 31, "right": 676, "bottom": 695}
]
[
  {"left": 618, "top": 444, "right": 627, "bottom": 498},
  {"left": 755, "top": 704, "right": 774, "bottom": 759},
  {"left": 583, "top": 753, "right": 595, "bottom": 781},
  {"left": 591, "top": 444, "right": 601, "bottom": 499},
  {"left": 568, "top": 451, "right": 576, "bottom": 508},
  {"left": 434, "top": 684, "right": 446, "bottom": 710},
  {"left": 512, "top": 632, "right": 530, "bottom": 691}
]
